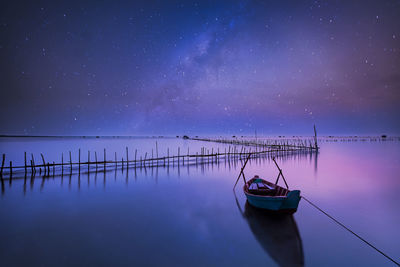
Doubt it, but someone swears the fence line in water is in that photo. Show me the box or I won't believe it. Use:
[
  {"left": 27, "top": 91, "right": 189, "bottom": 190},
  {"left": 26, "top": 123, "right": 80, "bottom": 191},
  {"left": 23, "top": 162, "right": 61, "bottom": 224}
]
[
  {"left": 1, "top": 148, "right": 316, "bottom": 195},
  {"left": 191, "top": 137, "right": 319, "bottom": 151},
  {"left": 0, "top": 139, "right": 317, "bottom": 181}
]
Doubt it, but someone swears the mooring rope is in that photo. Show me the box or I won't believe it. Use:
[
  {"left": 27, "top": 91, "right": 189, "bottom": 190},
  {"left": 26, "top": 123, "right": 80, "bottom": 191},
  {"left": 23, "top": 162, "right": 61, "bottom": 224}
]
[{"left": 301, "top": 196, "right": 400, "bottom": 266}]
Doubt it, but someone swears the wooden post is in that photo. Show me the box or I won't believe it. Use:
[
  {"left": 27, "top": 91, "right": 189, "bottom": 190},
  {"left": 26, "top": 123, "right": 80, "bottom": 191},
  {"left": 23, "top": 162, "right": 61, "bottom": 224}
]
[
  {"left": 0, "top": 154, "right": 5, "bottom": 177},
  {"left": 9, "top": 161, "right": 12, "bottom": 181},
  {"left": 41, "top": 153, "right": 46, "bottom": 176},
  {"left": 69, "top": 151, "right": 72, "bottom": 171},
  {"left": 313, "top": 124, "right": 318, "bottom": 150},
  {"left": 115, "top": 152, "right": 117, "bottom": 168},
  {"left": 30, "top": 160, "right": 34, "bottom": 175},
  {"left": 62, "top": 153, "right": 64, "bottom": 171},
  {"left": 233, "top": 154, "right": 251, "bottom": 190},
  {"left": 31, "top": 154, "right": 36, "bottom": 174},
  {"left": 53, "top": 162, "right": 55, "bottom": 177},
  {"left": 78, "top": 149, "right": 81, "bottom": 173},
  {"left": 95, "top": 151, "right": 98, "bottom": 170},
  {"left": 24, "top": 152, "right": 27, "bottom": 175},
  {"left": 156, "top": 142, "right": 158, "bottom": 159},
  {"left": 47, "top": 163, "right": 50, "bottom": 177},
  {"left": 126, "top": 147, "right": 129, "bottom": 168},
  {"left": 167, "top": 148, "right": 169, "bottom": 166},
  {"left": 178, "top": 147, "right": 180, "bottom": 165},
  {"left": 104, "top": 148, "right": 106, "bottom": 171},
  {"left": 135, "top": 149, "right": 137, "bottom": 168}
]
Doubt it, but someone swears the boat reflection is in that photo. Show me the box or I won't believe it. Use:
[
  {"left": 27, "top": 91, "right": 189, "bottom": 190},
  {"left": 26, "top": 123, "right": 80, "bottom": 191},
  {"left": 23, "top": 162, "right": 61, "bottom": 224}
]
[{"left": 236, "top": 196, "right": 304, "bottom": 266}]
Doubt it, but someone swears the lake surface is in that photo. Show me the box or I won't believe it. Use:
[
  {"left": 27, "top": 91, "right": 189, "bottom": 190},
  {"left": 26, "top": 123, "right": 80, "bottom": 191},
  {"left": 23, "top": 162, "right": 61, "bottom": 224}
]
[{"left": 0, "top": 137, "right": 399, "bottom": 266}]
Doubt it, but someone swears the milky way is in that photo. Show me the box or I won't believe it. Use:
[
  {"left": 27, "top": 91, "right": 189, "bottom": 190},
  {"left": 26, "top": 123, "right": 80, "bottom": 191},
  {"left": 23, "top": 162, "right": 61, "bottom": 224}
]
[{"left": 1, "top": 0, "right": 399, "bottom": 135}]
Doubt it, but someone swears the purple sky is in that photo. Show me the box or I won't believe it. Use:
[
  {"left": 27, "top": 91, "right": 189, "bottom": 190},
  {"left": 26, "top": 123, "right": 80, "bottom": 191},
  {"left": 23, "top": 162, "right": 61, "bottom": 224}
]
[{"left": 1, "top": 0, "right": 399, "bottom": 135}]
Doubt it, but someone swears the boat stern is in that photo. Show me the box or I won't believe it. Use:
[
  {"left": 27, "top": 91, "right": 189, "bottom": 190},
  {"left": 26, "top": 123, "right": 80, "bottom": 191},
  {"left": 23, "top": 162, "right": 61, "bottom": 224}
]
[{"left": 282, "top": 190, "right": 301, "bottom": 210}]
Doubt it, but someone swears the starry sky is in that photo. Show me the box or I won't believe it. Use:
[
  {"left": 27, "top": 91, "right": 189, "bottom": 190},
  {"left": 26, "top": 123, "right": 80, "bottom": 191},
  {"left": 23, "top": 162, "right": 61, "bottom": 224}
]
[{"left": 1, "top": 0, "right": 399, "bottom": 136}]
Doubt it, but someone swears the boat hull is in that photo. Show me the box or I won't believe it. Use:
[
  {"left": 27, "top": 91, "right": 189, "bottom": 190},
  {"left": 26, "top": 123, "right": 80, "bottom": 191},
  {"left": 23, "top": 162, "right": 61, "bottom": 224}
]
[{"left": 244, "top": 190, "right": 301, "bottom": 213}]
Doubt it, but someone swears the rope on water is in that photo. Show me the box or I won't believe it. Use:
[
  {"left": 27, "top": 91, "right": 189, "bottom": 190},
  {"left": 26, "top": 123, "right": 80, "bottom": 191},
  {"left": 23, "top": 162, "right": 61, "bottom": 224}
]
[{"left": 301, "top": 196, "right": 400, "bottom": 266}]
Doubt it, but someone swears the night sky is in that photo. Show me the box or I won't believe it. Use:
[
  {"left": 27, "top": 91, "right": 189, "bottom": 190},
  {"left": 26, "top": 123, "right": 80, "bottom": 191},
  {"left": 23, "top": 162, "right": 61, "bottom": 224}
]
[{"left": 1, "top": 0, "right": 399, "bottom": 135}]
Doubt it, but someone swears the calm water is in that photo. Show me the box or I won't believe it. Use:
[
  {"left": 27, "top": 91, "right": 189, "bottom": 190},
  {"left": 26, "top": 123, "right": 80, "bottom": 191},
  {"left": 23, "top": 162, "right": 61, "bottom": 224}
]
[{"left": 0, "top": 137, "right": 399, "bottom": 266}]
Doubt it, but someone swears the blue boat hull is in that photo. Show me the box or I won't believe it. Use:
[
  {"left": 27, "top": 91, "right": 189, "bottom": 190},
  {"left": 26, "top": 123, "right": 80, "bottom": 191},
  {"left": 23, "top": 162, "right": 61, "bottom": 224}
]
[{"left": 244, "top": 190, "right": 301, "bottom": 213}]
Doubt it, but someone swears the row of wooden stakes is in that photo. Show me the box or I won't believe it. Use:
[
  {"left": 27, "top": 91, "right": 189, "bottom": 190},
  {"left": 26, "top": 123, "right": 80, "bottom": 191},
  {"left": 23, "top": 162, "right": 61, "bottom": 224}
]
[{"left": 0, "top": 143, "right": 314, "bottom": 181}]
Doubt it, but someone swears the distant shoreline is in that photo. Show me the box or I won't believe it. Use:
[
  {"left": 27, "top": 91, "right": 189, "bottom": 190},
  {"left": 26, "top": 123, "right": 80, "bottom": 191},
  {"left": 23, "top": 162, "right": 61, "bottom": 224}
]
[
  {"left": 0, "top": 134, "right": 398, "bottom": 139},
  {"left": 0, "top": 135, "right": 169, "bottom": 139}
]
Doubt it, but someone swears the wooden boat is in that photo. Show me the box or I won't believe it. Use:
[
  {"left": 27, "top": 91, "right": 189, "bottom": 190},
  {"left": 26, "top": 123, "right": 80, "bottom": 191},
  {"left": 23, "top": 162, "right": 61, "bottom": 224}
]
[
  {"left": 234, "top": 154, "right": 301, "bottom": 213},
  {"left": 244, "top": 176, "right": 300, "bottom": 213}
]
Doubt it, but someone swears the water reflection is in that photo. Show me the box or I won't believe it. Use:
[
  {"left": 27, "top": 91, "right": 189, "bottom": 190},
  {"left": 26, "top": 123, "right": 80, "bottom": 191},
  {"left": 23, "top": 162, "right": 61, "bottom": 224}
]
[{"left": 236, "top": 196, "right": 304, "bottom": 267}]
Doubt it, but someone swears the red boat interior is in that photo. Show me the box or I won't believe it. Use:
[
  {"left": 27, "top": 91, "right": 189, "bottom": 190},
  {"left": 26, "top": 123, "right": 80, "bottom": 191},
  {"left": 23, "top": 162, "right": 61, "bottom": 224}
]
[{"left": 245, "top": 177, "right": 289, "bottom": 196}]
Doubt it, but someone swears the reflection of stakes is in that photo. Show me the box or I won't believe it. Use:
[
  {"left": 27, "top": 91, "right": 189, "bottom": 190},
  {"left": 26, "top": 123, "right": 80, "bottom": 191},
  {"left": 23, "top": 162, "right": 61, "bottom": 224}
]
[
  {"left": 24, "top": 164, "right": 27, "bottom": 194},
  {"left": 126, "top": 164, "right": 129, "bottom": 184},
  {"left": 178, "top": 147, "right": 180, "bottom": 165},
  {"left": 87, "top": 166, "right": 90, "bottom": 186},
  {"left": 30, "top": 161, "right": 35, "bottom": 185},
  {"left": 78, "top": 172, "right": 80, "bottom": 190},
  {"left": 103, "top": 170, "right": 106, "bottom": 188},
  {"left": 40, "top": 174, "right": 45, "bottom": 191},
  {"left": 95, "top": 151, "right": 98, "bottom": 171}
]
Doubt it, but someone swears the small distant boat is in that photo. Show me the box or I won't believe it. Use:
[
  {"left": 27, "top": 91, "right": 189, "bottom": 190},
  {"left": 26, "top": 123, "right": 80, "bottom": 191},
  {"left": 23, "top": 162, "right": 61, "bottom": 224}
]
[{"left": 234, "top": 154, "right": 301, "bottom": 214}]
